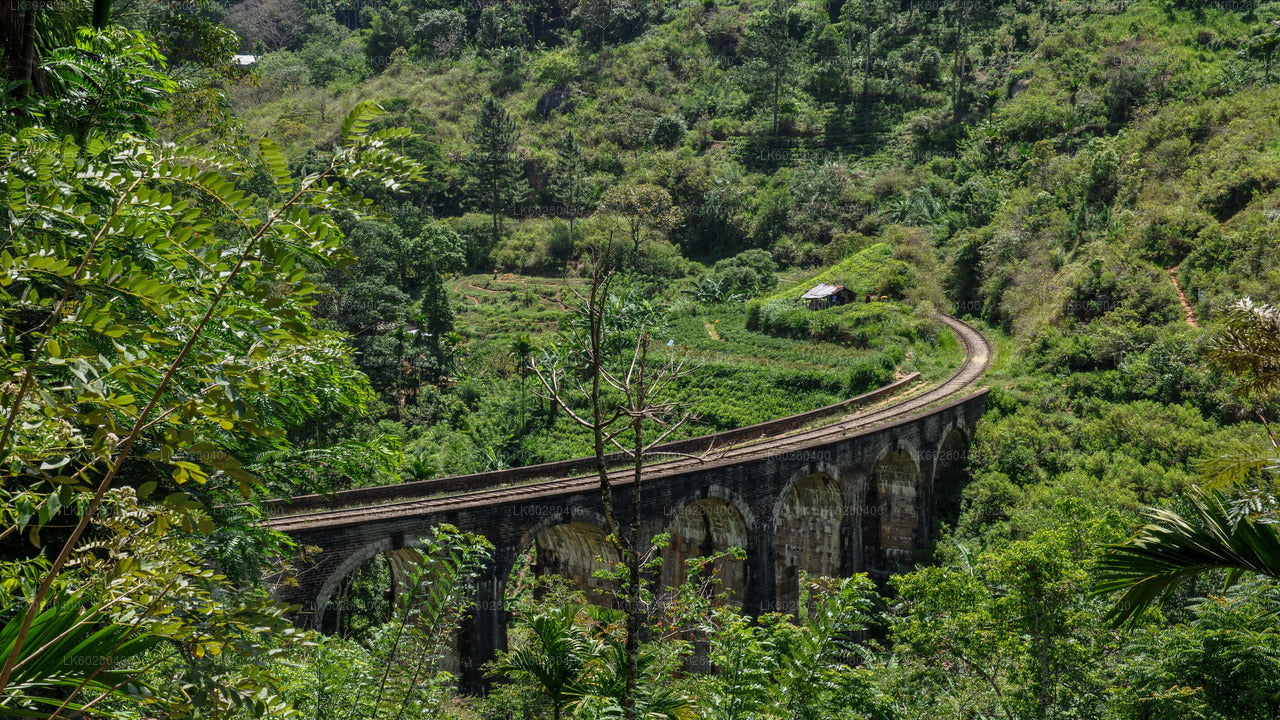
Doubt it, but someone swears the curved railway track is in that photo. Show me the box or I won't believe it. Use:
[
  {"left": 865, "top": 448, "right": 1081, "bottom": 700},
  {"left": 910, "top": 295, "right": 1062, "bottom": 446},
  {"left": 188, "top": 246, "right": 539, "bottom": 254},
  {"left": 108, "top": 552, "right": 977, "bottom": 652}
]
[{"left": 269, "top": 315, "right": 990, "bottom": 533}]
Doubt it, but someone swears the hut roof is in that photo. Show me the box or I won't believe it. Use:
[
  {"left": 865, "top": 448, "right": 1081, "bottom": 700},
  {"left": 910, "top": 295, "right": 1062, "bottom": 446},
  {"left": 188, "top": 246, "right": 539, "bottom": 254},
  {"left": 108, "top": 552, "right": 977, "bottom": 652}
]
[{"left": 800, "top": 283, "right": 846, "bottom": 300}]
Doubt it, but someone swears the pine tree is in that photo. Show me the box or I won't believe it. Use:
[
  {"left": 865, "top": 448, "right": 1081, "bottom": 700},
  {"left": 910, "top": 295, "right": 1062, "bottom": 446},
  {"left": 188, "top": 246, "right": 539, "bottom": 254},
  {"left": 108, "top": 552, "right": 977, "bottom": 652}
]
[
  {"left": 950, "top": 0, "right": 973, "bottom": 121},
  {"left": 841, "top": 0, "right": 883, "bottom": 97},
  {"left": 737, "top": 0, "right": 803, "bottom": 135},
  {"left": 466, "top": 96, "right": 528, "bottom": 248},
  {"left": 549, "top": 129, "right": 588, "bottom": 242}
]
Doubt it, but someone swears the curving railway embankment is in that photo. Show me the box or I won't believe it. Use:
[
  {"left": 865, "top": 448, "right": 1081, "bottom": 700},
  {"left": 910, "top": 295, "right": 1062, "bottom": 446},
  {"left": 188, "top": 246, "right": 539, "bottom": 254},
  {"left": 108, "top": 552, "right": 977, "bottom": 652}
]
[{"left": 267, "top": 315, "right": 991, "bottom": 533}]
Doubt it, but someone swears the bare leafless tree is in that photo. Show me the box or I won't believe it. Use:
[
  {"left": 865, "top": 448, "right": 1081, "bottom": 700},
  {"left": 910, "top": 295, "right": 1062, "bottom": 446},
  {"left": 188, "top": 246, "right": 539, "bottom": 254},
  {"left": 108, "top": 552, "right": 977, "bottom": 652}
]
[
  {"left": 226, "top": 0, "right": 306, "bottom": 52},
  {"left": 530, "top": 238, "right": 699, "bottom": 720}
]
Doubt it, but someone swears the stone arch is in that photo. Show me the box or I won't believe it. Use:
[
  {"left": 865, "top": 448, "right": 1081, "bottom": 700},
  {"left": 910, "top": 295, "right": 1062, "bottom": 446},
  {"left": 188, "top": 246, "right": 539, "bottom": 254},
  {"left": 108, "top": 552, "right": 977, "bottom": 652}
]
[
  {"left": 932, "top": 424, "right": 969, "bottom": 477},
  {"left": 314, "top": 534, "right": 463, "bottom": 634},
  {"left": 314, "top": 529, "right": 508, "bottom": 634},
  {"left": 386, "top": 547, "right": 428, "bottom": 612},
  {"left": 769, "top": 460, "right": 843, "bottom": 526},
  {"left": 314, "top": 536, "right": 397, "bottom": 630},
  {"left": 661, "top": 491, "right": 752, "bottom": 608},
  {"left": 529, "top": 521, "right": 621, "bottom": 601},
  {"left": 931, "top": 425, "right": 972, "bottom": 534},
  {"left": 515, "top": 508, "right": 614, "bottom": 559},
  {"left": 864, "top": 447, "right": 921, "bottom": 577},
  {"left": 772, "top": 464, "right": 844, "bottom": 614}
]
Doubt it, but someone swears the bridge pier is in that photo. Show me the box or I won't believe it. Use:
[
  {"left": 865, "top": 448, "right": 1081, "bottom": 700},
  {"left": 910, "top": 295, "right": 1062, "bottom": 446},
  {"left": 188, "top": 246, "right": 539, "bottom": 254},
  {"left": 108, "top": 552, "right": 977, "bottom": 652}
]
[
  {"left": 745, "top": 526, "right": 776, "bottom": 615},
  {"left": 459, "top": 556, "right": 510, "bottom": 693}
]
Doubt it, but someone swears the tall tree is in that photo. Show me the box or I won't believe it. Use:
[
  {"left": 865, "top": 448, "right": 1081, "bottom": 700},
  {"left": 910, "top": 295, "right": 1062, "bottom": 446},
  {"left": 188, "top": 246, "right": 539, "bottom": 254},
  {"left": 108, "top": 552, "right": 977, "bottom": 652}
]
[
  {"left": 416, "top": 221, "right": 467, "bottom": 383},
  {"left": 949, "top": 0, "right": 972, "bottom": 121},
  {"left": 1245, "top": 22, "right": 1280, "bottom": 84},
  {"left": 417, "top": 271, "right": 454, "bottom": 381},
  {"left": 549, "top": 129, "right": 588, "bottom": 242},
  {"left": 572, "top": 0, "right": 641, "bottom": 49},
  {"left": 465, "top": 95, "right": 528, "bottom": 248},
  {"left": 0, "top": 100, "right": 426, "bottom": 708},
  {"left": 737, "top": 0, "right": 804, "bottom": 135},
  {"left": 509, "top": 333, "right": 535, "bottom": 431}
]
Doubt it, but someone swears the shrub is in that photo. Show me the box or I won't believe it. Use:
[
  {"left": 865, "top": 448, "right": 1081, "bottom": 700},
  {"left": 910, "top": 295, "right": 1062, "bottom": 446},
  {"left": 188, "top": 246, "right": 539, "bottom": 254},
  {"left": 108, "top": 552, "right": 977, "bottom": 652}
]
[
  {"left": 1104, "top": 59, "right": 1153, "bottom": 124},
  {"left": 530, "top": 47, "right": 578, "bottom": 85},
  {"left": 949, "top": 177, "right": 1002, "bottom": 228},
  {"left": 847, "top": 355, "right": 896, "bottom": 395},
  {"left": 476, "top": 5, "right": 530, "bottom": 51},
  {"left": 650, "top": 113, "right": 688, "bottom": 148},
  {"left": 821, "top": 232, "right": 869, "bottom": 265},
  {"left": 491, "top": 232, "right": 549, "bottom": 273},
  {"left": 695, "top": 248, "right": 780, "bottom": 302},
  {"left": 634, "top": 238, "right": 692, "bottom": 278},
  {"left": 750, "top": 300, "right": 811, "bottom": 339},
  {"left": 692, "top": 265, "right": 756, "bottom": 303},
  {"left": 1084, "top": 138, "right": 1120, "bottom": 208},
  {"left": 917, "top": 46, "right": 943, "bottom": 88},
  {"left": 704, "top": 8, "right": 744, "bottom": 59},
  {"left": 1197, "top": 159, "right": 1280, "bottom": 221},
  {"left": 255, "top": 50, "right": 309, "bottom": 87},
  {"left": 876, "top": 262, "right": 912, "bottom": 297},
  {"left": 1137, "top": 206, "right": 1209, "bottom": 265},
  {"left": 993, "top": 90, "right": 1072, "bottom": 143}
]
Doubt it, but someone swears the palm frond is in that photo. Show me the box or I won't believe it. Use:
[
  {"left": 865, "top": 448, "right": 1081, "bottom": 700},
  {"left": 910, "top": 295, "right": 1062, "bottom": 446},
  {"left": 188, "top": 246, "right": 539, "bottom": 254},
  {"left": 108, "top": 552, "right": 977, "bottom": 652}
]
[
  {"left": 494, "top": 604, "right": 599, "bottom": 712},
  {"left": 1194, "top": 434, "right": 1278, "bottom": 491},
  {"left": 0, "top": 593, "right": 159, "bottom": 719},
  {"left": 1206, "top": 298, "right": 1280, "bottom": 398},
  {"left": 1096, "top": 491, "right": 1280, "bottom": 626}
]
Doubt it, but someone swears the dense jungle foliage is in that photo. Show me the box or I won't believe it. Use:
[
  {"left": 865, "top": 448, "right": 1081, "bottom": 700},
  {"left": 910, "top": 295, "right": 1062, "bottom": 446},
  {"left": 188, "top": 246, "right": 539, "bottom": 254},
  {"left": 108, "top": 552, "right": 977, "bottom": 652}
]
[{"left": 5, "top": 0, "right": 1280, "bottom": 718}]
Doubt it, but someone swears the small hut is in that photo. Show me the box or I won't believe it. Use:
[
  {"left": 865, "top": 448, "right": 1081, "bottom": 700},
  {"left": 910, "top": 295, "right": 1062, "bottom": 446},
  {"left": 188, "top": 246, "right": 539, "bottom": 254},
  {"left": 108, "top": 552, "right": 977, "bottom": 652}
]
[{"left": 800, "top": 283, "right": 855, "bottom": 310}]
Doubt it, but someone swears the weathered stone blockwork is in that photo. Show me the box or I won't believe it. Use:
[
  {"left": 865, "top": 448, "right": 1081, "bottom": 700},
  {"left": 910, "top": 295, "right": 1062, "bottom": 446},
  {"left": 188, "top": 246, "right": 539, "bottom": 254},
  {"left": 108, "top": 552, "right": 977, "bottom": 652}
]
[{"left": 273, "top": 390, "right": 987, "bottom": 691}]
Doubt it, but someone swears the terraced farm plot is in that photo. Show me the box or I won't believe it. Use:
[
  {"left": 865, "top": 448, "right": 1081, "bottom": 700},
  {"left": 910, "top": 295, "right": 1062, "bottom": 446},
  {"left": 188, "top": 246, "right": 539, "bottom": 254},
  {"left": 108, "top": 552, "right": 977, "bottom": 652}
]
[{"left": 442, "top": 273, "right": 963, "bottom": 466}]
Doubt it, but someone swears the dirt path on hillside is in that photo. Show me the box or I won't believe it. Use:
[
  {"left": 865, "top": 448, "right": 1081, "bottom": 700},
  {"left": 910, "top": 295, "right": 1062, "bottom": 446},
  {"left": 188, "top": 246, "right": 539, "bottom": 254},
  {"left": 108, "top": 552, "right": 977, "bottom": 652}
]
[
  {"left": 461, "top": 276, "right": 578, "bottom": 312},
  {"left": 1167, "top": 265, "right": 1198, "bottom": 328},
  {"left": 451, "top": 279, "right": 481, "bottom": 305},
  {"left": 464, "top": 281, "right": 505, "bottom": 294}
]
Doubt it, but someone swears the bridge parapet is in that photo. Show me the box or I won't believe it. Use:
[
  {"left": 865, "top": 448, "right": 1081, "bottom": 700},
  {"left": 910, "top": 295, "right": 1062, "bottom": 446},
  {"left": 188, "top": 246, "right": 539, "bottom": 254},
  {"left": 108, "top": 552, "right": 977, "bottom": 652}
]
[{"left": 266, "top": 373, "right": 922, "bottom": 517}]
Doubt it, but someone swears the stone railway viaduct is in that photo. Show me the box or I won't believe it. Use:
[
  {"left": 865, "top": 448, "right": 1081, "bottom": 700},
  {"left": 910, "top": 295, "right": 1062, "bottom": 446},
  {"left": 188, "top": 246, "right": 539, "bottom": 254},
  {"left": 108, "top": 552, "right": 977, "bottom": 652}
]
[{"left": 266, "top": 316, "right": 991, "bottom": 690}]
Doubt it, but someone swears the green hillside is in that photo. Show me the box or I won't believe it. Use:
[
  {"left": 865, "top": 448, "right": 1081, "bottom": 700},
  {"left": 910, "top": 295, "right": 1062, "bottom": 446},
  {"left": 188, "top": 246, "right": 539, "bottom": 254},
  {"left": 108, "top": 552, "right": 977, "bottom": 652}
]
[
  {"left": 6, "top": 0, "right": 1280, "bottom": 717},
  {"left": 761, "top": 242, "right": 907, "bottom": 302}
]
